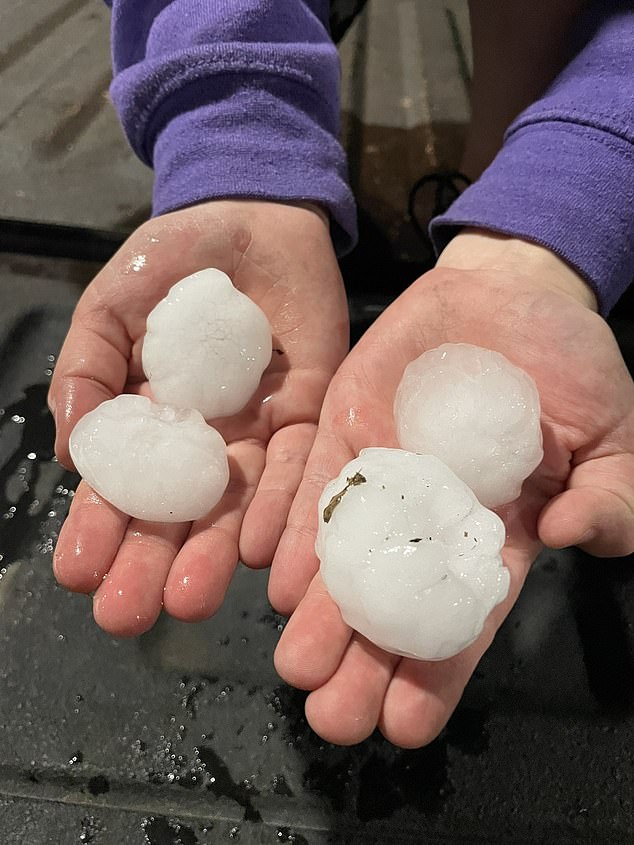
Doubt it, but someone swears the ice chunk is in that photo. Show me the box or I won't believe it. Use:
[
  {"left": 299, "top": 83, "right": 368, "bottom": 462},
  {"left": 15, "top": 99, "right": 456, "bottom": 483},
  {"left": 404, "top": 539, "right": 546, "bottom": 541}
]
[
  {"left": 316, "top": 448, "right": 508, "bottom": 661},
  {"left": 394, "top": 343, "right": 543, "bottom": 507},
  {"left": 142, "top": 269, "right": 272, "bottom": 419},
  {"left": 69, "top": 395, "right": 229, "bottom": 522}
]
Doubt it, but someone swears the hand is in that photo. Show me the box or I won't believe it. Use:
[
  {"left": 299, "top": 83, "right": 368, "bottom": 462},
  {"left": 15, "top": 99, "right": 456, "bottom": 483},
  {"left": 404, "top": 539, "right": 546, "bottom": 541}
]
[
  {"left": 50, "top": 200, "right": 348, "bottom": 636},
  {"left": 270, "top": 231, "right": 634, "bottom": 747}
]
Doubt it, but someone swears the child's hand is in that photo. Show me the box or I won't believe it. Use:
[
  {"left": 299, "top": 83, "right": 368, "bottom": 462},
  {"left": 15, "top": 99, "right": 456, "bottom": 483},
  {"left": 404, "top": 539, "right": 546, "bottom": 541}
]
[
  {"left": 271, "top": 232, "right": 634, "bottom": 747},
  {"left": 50, "top": 200, "right": 348, "bottom": 636}
]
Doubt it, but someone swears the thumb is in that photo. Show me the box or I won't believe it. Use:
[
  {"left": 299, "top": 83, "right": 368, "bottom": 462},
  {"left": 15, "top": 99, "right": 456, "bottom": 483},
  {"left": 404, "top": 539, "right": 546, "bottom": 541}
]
[
  {"left": 48, "top": 312, "right": 131, "bottom": 470},
  {"left": 538, "top": 454, "right": 634, "bottom": 557}
]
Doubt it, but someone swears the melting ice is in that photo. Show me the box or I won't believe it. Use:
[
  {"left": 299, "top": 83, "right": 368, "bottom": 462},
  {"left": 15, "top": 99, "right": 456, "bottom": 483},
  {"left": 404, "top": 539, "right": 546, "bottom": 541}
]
[
  {"left": 142, "top": 268, "right": 272, "bottom": 419},
  {"left": 70, "top": 395, "right": 229, "bottom": 522},
  {"left": 317, "top": 448, "right": 508, "bottom": 660},
  {"left": 318, "top": 344, "right": 543, "bottom": 660},
  {"left": 395, "top": 343, "right": 543, "bottom": 507}
]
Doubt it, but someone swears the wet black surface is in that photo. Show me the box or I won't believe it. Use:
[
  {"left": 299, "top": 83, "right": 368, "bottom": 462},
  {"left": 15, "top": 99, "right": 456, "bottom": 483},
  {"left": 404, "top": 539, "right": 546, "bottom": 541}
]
[{"left": 1, "top": 255, "right": 634, "bottom": 844}]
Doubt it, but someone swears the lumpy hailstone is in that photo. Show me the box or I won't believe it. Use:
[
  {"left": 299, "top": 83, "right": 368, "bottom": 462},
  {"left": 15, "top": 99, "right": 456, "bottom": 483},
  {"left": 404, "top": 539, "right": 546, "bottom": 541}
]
[
  {"left": 69, "top": 395, "right": 229, "bottom": 523},
  {"left": 143, "top": 269, "right": 272, "bottom": 419},
  {"left": 317, "top": 448, "right": 509, "bottom": 661},
  {"left": 395, "top": 344, "right": 543, "bottom": 508}
]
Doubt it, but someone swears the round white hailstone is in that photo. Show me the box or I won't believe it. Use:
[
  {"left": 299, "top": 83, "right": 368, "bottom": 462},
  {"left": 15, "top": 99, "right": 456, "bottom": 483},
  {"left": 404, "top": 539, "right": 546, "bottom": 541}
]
[
  {"left": 142, "top": 268, "right": 272, "bottom": 419},
  {"left": 394, "top": 343, "right": 543, "bottom": 508},
  {"left": 316, "top": 448, "right": 509, "bottom": 661},
  {"left": 69, "top": 395, "right": 229, "bottom": 523}
]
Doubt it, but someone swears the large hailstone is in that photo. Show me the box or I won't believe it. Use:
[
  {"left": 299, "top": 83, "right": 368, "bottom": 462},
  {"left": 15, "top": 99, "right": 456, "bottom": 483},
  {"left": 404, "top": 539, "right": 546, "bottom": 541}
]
[
  {"left": 395, "top": 343, "right": 543, "bottom": 508},
  {"left": 70, "top": 395, "right": 229, "bottom": 523},
  {"left": 317, "top": 448, "right": 509, "bottom": 661},
  {"left": 142, "top": 269, "right": 272, "bottom": 419}
]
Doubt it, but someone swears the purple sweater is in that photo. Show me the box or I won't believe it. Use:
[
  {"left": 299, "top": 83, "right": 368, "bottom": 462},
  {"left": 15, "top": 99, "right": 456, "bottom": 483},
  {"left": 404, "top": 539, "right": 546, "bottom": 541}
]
[{"left": 107, "top": 1, "right": 634, "bottom": 314}]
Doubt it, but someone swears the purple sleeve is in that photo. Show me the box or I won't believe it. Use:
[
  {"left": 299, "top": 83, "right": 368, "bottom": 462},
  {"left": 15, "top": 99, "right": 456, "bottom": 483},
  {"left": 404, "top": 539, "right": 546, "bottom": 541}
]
[
  {"left": 430, "top": 2, "right": 634, "bottom": 314},
  {"left": 107, "top": 0, "right": 357, "bottom": 253}
]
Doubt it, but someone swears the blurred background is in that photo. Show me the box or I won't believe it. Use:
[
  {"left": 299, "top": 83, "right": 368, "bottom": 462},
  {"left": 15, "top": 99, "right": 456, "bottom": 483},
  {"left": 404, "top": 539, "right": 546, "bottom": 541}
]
[{"left": 1, "top": 2, "right": 633, "bottom": 843}]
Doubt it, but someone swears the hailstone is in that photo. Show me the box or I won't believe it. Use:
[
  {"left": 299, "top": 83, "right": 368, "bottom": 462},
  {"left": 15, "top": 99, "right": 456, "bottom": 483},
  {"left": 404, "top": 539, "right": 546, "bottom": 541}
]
[
  {"left": 394, "top": 343, "right": 543, "bottom": 507},
  {"left": 70, "top": 395, "right": 229, "bottom": 523},
  {"left": 317, "top": 448, "right": 509, "bottom": 661},
  {"left": 142, "top": 268, "right": 272, "bottom": 419}
]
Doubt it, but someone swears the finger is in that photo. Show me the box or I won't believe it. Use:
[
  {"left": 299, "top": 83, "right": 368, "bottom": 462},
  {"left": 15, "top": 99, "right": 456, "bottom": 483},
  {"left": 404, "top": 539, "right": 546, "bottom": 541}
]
[
  {"left": 538, "top": 455, "right": 634, "bottom": 556},
  {"left": 269, "top": 431, "right": 353, "bottom": 615},
  {"left": 274, "top": 573, "right": 352, "bottom": 690},
  {"left": 49, "top": 309, "right": 131, "bottom": 469},
  {"left": 53, "top": 481, "right": 128, "bottom": 594},
  {"left": 93, "top": 520, "right": 190, "bottom": 637},
  {"left": 304, "top": 635, "right": 399, "bottom": 746},
  {"left": 240, "top": 422, "right": 316, "bottom": 568},
  {"left": 378, "top": 653, "right": 479, "bottom": 749},
  {"left": 163, "top": 442, "right": 266, "bottom": 622},
  {"left": 379, "top": 545, "right": 533, "bottom": 749}
]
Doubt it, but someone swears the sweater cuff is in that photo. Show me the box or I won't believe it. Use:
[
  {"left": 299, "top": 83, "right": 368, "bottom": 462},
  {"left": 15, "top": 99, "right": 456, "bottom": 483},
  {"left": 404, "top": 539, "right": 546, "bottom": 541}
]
[
  {"left": 110, "top": 49, "right": 357, "bottom": 255},
  {"left": 430, "top": 121, "right": 634, "bottom": 315},
  {"left": 150, "top": 79, "right": 357, "bottom": 255}
]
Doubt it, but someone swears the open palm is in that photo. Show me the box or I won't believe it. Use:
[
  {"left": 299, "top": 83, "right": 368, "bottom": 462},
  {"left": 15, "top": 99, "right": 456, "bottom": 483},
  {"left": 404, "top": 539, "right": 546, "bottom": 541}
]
[
  {"left": 271, "top": 267, "right": 634, "bottom": 747},
  {"left": 50, "top": 200, "right": 348, "bottom": 636}
]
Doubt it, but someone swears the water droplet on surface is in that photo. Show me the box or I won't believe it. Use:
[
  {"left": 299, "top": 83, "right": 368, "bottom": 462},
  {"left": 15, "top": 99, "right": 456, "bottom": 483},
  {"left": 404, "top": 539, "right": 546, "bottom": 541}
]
[
  {"left": 141, "top": 816, "right": 198, "bottom": 845},
  {"left": 79, "top": 815, "right": 102, "bottom": 843},
  {"left": 271, "top": 774, "right": 294, "bottom": 797},
  {"left": 275, "top": 829, "right": 308, "bottom": 845},
  {"left": 131, "top": 254, "right": 147, "bottom": 272}
]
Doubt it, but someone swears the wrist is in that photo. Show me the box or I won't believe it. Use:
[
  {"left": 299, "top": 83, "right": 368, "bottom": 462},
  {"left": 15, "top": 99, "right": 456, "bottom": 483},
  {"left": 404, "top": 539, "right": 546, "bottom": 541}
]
[
  {"left": 283, "top": 199, "right": 330, "bottom": 231},
  {"left": 195, "top": 198, "right": 333, "bottom": 243},
  {"left": 436, "top": 229, "right": 598, "bottom": 312}
]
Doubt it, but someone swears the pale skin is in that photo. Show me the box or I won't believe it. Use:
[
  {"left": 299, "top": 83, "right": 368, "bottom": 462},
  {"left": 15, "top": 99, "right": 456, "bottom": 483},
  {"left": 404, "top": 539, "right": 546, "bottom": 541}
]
[
  {"left": 271, "top": 231, "right": 634, "bottom": 747},
  {"left": 51, "top": 211, "right": 634, "bottom": 748},
  {"left": 50, "top": 199, "right": 349, "bottom": 635},
  {"left": 50, "top": 0, "right": 634, "bottom": 749}
]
